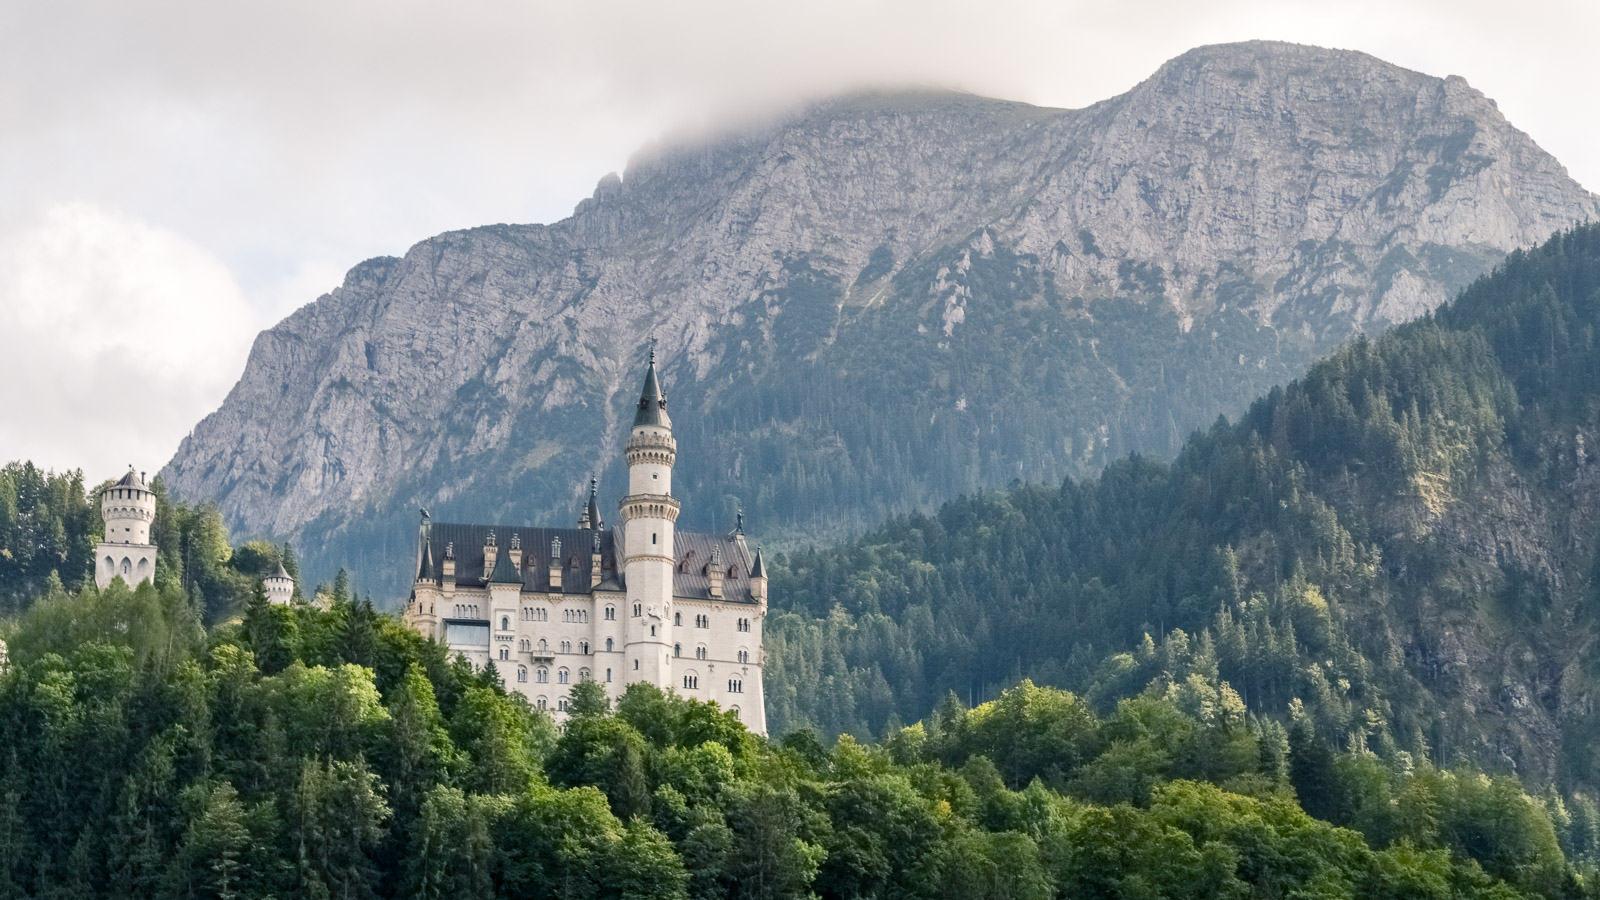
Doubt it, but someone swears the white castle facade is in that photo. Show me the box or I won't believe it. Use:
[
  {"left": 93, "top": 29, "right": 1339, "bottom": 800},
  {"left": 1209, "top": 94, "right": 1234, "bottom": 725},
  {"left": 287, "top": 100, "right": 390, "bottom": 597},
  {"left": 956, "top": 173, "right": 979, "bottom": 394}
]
[{"left": 402, "top": 355, "right": 768, "bottom": 733}]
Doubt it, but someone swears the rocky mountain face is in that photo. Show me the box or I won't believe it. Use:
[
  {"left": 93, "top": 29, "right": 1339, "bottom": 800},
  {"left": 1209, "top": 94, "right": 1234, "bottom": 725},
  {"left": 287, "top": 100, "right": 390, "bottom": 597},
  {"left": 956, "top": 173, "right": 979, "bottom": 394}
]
[{"left": 163, "top": 41, "right": 1599, "bottom": 595}]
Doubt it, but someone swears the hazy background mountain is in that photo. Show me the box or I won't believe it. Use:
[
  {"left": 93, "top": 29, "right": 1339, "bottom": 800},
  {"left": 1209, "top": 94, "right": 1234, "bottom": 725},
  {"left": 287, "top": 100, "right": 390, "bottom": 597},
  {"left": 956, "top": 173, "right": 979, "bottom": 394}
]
[{"left": 162, "top": 41, "right": 1599, "bottom": 596}]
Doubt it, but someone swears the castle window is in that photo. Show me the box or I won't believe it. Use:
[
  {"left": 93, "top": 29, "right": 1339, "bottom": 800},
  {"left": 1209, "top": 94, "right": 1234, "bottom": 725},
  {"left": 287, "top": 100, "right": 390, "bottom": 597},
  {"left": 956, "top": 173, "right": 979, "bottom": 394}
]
[
  {"left": 652, "top": 533, "right": 656, "bottom": 544},
  {"left": 501, "top": 616, "right": 510, "bottom": 631},
  {"left": 499, "top": 647, "right": 509, "bottom": 661},
  {"left": 538, "top": 639, "right": 548, "bottom": 652},
  {"left": 695, "top": 645, "right": 707, "bottom": 660},
  {"left": 674, "top": 644, "right": 681, "bottom": 658},
  {"left": 682, "top": 674, "right": 698, "bottom": 690},
  {"left": 558, "top": 668, "right": 569, "bottom": 684},
  {"left": 517, "top": 666, "right": 527, "bottom": 683},
  {"left": 633, "top": 603, "right": 641, "bottom": 617},
  {"left": 674, "top": 612, "right": 681, "bottom": 626},
  {"left": 650, "top": 625, "right": 656, "bottom": 637},
  {"left": 605, "top": 606, "right": 615, "bottom": 620},
  {"left": 536, "top": 667, "right": 548, "bottom": 683},
  {"left": 580, "top": 641, "right": 589, "bottom": 655},
  {"left": 579, "top": 667, "right": 590, "bottom": 681},
  {"left": 121, "top": 558, "right": 131, "bottom": 575},
  {"left": 606, "top": 668, "right": 612, "bottom": 682},
  {"left": 730, "top": 705, "right": 740, "bottom": 720},
  {"left": 737, "top": 649, "right": 749, "bottom": 664},
  {"left": 634, "top": 660, "right": 639, "bottom": 671},
  {"left": 728, "top": 678, "right": 742, "bottom": 693},
  {"left": 537, "top": 696, "right": 547, "bottom": 709},
  {"left": 558, "top": 697, "right": 569, "bottom": 711},
  {"left": 696, "top": 614, "right": 709, "bottom": 629},
  {"left": 605, "top": 637, "right": 613, "bottom": 652}
]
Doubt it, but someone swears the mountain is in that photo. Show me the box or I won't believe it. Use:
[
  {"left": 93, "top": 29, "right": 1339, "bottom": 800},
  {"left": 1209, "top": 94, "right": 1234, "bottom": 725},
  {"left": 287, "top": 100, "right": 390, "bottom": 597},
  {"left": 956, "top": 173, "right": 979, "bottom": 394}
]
[
  {"left": 163, "top": 41, "right": 1599, "bottom": 594},
  {"left": 766, "top": 224, "right": 1600, "bottom": 790}
]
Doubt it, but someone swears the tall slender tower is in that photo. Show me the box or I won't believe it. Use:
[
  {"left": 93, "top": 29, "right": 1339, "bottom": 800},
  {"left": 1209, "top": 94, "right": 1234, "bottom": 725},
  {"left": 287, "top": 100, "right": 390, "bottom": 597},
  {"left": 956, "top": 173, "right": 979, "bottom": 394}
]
[
  {"left": 620, "top": 349, "right": 680, "bottom": 689},
  {"left": 96, "top": 467, "right": 157, "bottom": 589}
]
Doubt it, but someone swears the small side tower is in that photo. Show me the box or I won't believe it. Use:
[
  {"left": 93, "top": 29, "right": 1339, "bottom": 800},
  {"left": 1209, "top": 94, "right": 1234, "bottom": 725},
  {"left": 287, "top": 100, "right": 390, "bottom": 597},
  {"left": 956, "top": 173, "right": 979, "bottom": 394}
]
[
  {"left": 264, "top": 563, "right": 295, "bottom": 605},
  {"left": 620, "top": 348, "right": 680, "bottom": 690},
  {"left": 96, "top": 467, "right": 158, "bottom": 589}
]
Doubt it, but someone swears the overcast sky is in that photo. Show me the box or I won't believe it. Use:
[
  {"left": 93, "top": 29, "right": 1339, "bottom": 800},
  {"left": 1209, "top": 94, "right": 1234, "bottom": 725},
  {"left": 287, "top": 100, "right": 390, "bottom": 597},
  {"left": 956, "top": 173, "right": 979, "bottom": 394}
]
[{"left": 2, "top": 0, "right": 1597, "bottom": 482}]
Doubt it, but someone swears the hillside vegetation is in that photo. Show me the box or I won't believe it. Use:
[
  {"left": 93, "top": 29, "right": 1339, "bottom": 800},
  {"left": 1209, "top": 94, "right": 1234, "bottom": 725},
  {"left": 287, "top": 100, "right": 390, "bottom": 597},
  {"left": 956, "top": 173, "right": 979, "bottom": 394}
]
[
  {"left": 0, "top": 574, "right": 1594, "bottom": 900},
  {"left": 767, "top": 225, "right": 1600, "bottom": 792}
]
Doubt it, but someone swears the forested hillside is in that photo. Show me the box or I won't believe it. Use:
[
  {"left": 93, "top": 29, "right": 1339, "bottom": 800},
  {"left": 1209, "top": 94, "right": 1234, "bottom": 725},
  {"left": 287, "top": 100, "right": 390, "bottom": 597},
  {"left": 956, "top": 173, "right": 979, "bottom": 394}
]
[
  {"left": 2, "top": 574, "right": 1596, "bottom": 900},
  {"left": 0, "top": 464, "right": 305, "bottom": 622},
  {"left": 767, "top": 225, "right": 1600, "bottom": 792}
]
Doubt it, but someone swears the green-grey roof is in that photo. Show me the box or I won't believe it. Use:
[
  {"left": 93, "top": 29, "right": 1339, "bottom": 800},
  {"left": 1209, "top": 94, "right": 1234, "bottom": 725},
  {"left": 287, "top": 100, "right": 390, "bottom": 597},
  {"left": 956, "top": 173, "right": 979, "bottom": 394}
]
[
  {"left": 487, "top": 547, "right": 523, "bottom": 584},
  {"left": 632, "top": 354, "right": 671, "bottom": 429}
]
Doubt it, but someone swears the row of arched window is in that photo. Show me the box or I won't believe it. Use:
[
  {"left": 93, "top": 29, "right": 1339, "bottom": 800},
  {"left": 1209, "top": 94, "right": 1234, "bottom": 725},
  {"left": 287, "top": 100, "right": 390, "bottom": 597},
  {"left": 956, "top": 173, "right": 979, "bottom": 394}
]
[
  {"left": 728, "top": 678, "right": 743, "bottom": 693},
  {"left": 515, "top": 665, "right": 592, "bottom": 684},
  {"left": 737, "top": 617, "right": 752, "bottom": 632},
  {"left": 562, "top": 609, "right": 588, "bottom": 623},
  {"left": 453, "top": 604, "right": 481, "bottom": 618}
]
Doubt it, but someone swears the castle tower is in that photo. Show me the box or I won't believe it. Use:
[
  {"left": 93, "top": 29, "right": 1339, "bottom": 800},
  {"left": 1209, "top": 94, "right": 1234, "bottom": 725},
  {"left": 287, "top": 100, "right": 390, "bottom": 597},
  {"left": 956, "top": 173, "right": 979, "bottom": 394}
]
[
  {"left": 264, "top": 562, "right": 295, "bottom": 605},
  {"left": 620, "top": 349, "right": 680, "bottom": 690},
  {"left": 96, "top": 467, "right": 157, "bottom": 589}
]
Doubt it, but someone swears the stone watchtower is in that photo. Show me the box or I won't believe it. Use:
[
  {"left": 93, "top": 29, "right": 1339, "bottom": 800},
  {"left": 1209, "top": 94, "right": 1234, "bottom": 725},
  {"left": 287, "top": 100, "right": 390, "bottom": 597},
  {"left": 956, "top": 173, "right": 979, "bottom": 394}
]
[
  {"left": 96, "top": 467, "right": 157, "bottom": 589},
  {"left": 620, "top": 349, "right": 681, "bottom": 687},
  {"left": 264, "top": 563, "right": 295, "bottom": 605}
]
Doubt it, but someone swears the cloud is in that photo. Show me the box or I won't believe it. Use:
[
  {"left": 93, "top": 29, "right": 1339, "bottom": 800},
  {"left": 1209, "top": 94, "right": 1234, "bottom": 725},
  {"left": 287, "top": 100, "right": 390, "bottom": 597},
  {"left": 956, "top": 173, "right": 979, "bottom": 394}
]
[{"left": 0, "top": 204, "right": 258, "bottom": 479}]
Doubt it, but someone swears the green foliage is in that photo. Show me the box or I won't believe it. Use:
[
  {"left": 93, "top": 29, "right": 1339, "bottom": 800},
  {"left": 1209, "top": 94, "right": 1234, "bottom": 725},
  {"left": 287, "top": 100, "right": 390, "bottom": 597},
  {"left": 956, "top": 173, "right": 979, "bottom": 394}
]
[
  {"left": 0, "top": 564, "right": 1582, "bottom": 899},
  {"left": 766, "top": 226, "right": 1600, "bottom": 801}
]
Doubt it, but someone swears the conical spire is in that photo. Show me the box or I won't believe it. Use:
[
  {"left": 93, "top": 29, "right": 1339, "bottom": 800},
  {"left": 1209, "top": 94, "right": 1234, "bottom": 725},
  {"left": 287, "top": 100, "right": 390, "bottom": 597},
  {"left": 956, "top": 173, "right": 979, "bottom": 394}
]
[
  {"left": 750, "top": 545, "right": 766, "bottom": 579},
  {"left": 585, "top": 477, "right": 603, "bottom": 530},
  {"left": 632, "top": 344, "right": 671, "bottom": 428},
  {"left": 488, "top": 542, "right": 522, "bottom": 584}
]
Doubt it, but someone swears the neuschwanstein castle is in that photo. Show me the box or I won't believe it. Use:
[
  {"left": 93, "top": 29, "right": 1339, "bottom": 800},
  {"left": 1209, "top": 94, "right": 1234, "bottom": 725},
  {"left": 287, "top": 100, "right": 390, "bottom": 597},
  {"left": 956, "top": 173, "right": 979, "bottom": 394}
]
[{"left": 402, "top": 354, "right": 768, "bottom": 733}]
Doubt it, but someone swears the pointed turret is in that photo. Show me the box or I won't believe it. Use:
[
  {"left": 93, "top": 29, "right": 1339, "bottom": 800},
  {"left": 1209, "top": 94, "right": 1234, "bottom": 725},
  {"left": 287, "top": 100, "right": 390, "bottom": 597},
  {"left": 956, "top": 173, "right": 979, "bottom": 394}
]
[
  {"left": 587, "top": 478, "right": 603, "bottom": 530},
  {"left": 750, "top": 545, "right": 766, "bottom": 579},
  {"left": 633, "top": 347, "right": 671, "bottom": 429}
]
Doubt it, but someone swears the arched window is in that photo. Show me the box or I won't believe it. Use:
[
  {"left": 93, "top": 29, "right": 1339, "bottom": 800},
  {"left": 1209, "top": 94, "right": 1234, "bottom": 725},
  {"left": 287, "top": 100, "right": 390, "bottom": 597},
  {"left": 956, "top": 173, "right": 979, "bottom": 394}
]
[
  {"left": 605, "top": 637, "right": 613, "bottom": 652},
  {"left": 501, "top": 616, "right": 509, "bottom": 630},
  {"left": 606, "top": 668, "right": 612, "bottom": 682},
  {"left": 558, "top": 697, "right": 569, "bottom": 711},
  {"left": 728, "top": 678, "right": 742, "bottom": 693},
  {"left": 536, "top": 667, "right": 548, "bottom": 683},
  {"left": 537, "top": 696, "right": 547, "bottom": 709},
  {"left": 103, "top": 555, "right": 113, "bottom": 574},
  {"left": 633, "top": 659, "right": 639, "bottom": 671},
  {"left": 538, "top": 639, "right": 547, "bottom": 652},
  {"left": 560, "top": 640, "right": 570, "bottom": 654},
  {"left": 517, "top": 666, "right": 527, "bottom": 683},
  {"left": 737, "top": 649, "right": 749, "bottom": 664},
  {"left": 674, "top": 644, "right": 681, "bottom": 658},
  {"left": 695, "top": 645, "right": 707, "bottom": 660},
  {"left": 650, "top": 625, "right": 656, "bottom": 637},
  {"left": 580, "top": 641, "right": 589, "bottom": 655},
  {"left": 605, "top": 605, "right": 615, "bottom": 620},
  {"left": 558, "top": 668, "right": 569, "bottom": 684},
  {"left": 499, "top": 647, "right": 509, "bottom": 661},
  {"left": 633, "top": 603, "right": 641, "bottom": 617},
  {"left": 121, "top": 558, "right": 132, "bottom": 575},
  {"left": 730, "top": 705, "right": 740, "bottom": 720},
  {"left": 682, "top": 673, "right": 698, "bottom": 690},
  {"left": 674, "top": 612, "right": 681, "bottom": 626},
  {"left": 579, "top": 667, "right": 590, "bottom": 681}
]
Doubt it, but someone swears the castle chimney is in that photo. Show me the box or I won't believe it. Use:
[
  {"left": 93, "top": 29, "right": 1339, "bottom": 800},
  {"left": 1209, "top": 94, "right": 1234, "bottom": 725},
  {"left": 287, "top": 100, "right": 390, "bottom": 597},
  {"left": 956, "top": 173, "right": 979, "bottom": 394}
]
[
  {"left": 509, "top": 533, "right": 523, "bottom": 571},
  {"left": 707, "top": 546, "right": 725, "bottom": 600},
  {"left": 549, "top": 536, "right": 563, "bottom": 591},
  {"left": 482, "top": 531, "right": 497, "bottom": 582},
  {"left": 441, "top": 542, "right": 456, "bottom": 597}
]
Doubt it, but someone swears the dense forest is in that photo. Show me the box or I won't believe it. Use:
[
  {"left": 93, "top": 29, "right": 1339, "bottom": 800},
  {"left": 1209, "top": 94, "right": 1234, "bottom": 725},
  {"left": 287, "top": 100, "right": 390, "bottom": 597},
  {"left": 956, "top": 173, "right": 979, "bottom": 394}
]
[
  {"left": 3, "top": 573, "right": 1599, "bottom": 900},
  {"left": 764, "top": 225, "right": 1600, "bottom": 792}
]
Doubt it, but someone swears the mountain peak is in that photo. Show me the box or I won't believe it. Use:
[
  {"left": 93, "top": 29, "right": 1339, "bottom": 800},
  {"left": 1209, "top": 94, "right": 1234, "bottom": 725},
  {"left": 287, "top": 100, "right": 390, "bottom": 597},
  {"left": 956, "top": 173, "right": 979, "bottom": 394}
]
[{"left": 164, "top": 44, "right": 1599, "bottom": 597}]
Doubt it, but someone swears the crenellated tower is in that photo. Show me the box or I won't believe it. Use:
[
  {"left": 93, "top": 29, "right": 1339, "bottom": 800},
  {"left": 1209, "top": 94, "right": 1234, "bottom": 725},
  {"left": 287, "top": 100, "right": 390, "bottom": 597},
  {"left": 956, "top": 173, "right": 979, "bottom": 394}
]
[
  {"left": 96, "top": 467, "right": 158, "bottom": 589},
  {"left": 620, "top": 349, "right": 680, "bottom": 688}
]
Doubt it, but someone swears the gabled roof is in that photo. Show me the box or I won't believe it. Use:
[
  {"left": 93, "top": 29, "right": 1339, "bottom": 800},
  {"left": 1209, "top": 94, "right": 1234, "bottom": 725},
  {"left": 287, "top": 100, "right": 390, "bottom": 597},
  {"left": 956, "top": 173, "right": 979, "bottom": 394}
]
[
  {"left": 487, "top": 546, "right": 524, "bottom": 584},
  {"left": 426, "top": 522, "right": 622, "bottom": 593}
]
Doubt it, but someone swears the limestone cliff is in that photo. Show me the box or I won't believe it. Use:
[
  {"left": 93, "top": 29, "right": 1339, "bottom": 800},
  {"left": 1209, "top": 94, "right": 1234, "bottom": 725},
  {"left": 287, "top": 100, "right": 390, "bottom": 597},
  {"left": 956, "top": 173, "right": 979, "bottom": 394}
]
[{"left": 162, "top": 41, "right": 1599, "bottom": 593}]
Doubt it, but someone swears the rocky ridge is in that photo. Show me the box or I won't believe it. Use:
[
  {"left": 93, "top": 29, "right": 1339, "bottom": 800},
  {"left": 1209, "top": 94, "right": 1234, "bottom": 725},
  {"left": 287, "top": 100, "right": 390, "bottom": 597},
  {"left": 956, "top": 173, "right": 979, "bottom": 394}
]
[{"left": 163, "top": 41, "right": 1599, "bottom": 593}]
